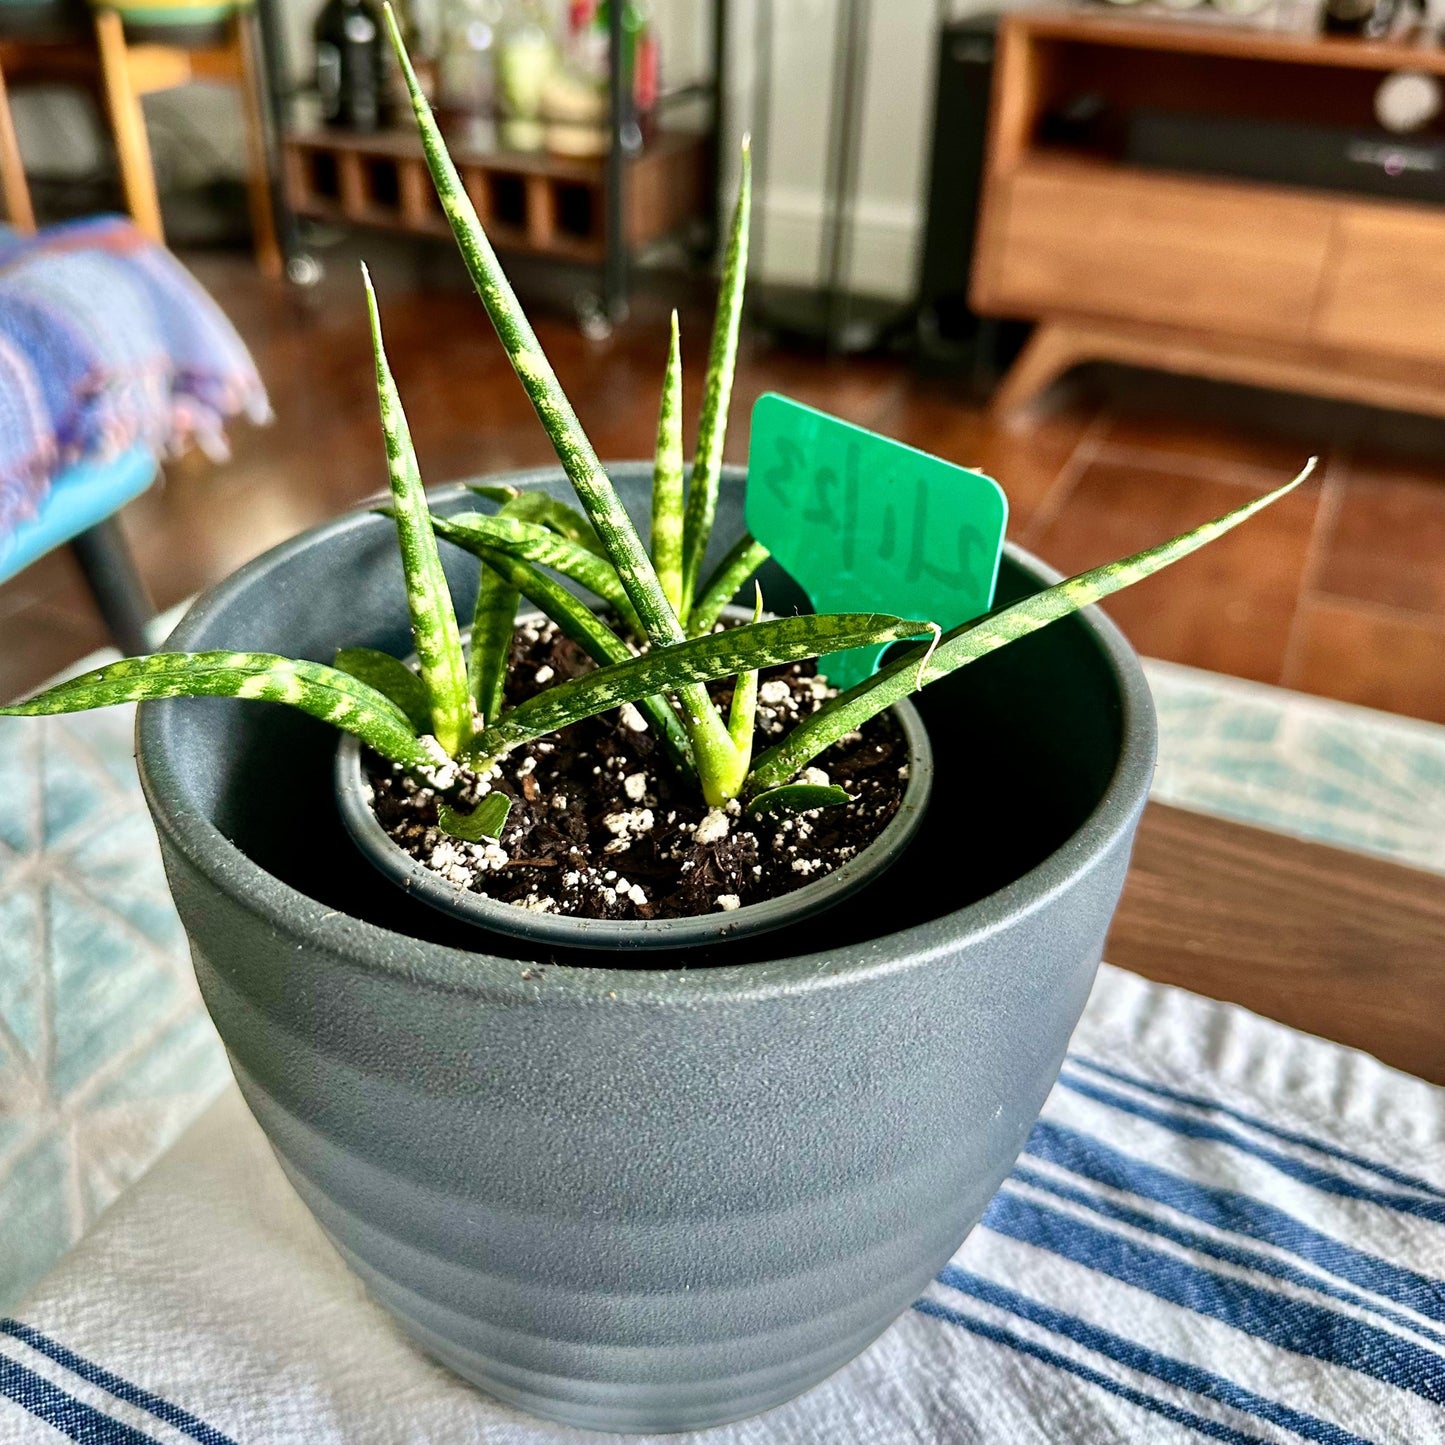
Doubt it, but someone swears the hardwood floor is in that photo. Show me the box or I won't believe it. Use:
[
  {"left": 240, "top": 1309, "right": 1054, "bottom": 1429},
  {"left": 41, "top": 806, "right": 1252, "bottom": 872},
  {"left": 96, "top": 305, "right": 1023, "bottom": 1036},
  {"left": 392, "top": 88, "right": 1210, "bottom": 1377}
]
[{"left": 3, "top": 247, "right": 1445, "bottom": 724}]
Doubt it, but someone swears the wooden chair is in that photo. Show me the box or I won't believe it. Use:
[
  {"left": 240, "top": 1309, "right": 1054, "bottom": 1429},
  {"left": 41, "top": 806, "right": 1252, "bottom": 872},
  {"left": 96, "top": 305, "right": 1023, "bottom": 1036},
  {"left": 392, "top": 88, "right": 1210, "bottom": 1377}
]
[{"left": 0, "top": 7, "right": 280, "bottom": 274}]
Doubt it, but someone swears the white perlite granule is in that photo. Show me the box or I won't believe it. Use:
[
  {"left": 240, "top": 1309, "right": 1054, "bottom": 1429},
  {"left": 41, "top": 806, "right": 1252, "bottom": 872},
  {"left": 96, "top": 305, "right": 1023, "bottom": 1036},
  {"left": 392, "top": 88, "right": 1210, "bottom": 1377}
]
[
  {"left": 623, "top": 772, "right": 648, "bottom": 801},
  {"left": 694, "top": 809, "right": 730, "bottom": 845},
  {"left": 716, "top": 894, "right": 741, "bottom": 911},
  {"left": 619, "top": 703, "right": 648, "bottom": 732},
  {"left": 801, "top": 766, "right": 830, "bottom": 788},
  {"left": 533, "top": 664, "right": 554, "bottom": 684},
  {"left": 758, "top": 679, "right": 791, "bottom": 704}
]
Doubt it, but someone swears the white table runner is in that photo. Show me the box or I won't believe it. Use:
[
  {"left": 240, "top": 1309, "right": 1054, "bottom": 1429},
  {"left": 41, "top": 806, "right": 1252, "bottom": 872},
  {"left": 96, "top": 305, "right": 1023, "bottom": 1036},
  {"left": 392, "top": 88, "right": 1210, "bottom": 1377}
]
[{"left": 4, "top": 963, "right": 1442, "bottom": 1445}]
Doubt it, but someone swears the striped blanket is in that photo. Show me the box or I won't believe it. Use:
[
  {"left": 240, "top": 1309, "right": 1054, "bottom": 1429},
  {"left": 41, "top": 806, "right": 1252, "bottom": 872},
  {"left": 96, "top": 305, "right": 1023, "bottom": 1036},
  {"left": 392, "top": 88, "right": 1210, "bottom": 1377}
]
[
  {"left": 0, "top": 216, "right": 268, "bottom": 542},
  {"left": 2, "top": 964, "right": 1440, "bottom": 1443}
]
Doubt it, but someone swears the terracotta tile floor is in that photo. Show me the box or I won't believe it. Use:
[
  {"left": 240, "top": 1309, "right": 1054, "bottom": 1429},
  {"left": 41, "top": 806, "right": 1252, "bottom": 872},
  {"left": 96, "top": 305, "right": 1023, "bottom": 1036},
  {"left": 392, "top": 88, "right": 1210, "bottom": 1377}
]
[{"left": 3, "top": 250, "right": 1445, "bottom": 723}]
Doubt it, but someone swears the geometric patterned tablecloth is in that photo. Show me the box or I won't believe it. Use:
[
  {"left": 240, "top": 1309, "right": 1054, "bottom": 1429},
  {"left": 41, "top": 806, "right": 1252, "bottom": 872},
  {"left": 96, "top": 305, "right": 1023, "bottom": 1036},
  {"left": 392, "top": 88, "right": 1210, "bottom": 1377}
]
[{"left": 1, "top": 652, "right": 1443, "bottom": 1309}]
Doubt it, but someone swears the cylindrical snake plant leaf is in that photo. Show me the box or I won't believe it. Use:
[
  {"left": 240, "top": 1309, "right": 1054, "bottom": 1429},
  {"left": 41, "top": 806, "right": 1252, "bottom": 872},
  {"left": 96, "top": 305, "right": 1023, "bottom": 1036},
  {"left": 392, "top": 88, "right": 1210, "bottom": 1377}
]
[
  {"left": 381, "top": 6, "right": 686, "bottom": 653},
  {"left": 652, "top": 310, "right": 686, "bottom": 613},
  {"left": 427, "top": 511, "right": 642, "bottom": 633},
  {"left": 726, "top": 585, "right": 764, "bottom": 762},
  {"left": 466, "top": 611, "right": 930, "bottom": 765},
  {"left": 688, "top": 533, "right": 771, "bottom": 637},
  {"left": 681, "top": 139, "right": 751, "bottom": 613},
  {"left": 0, "top": 652, "right": 432, "bottom": 769},
  {"left": 362, "top": 265, "right": 471, "bottom": 756},
  {"left": 333, "top": 647, "right": 431, "bottom": 732},
  {"left": 470, "top": 546, "right": 696, "bottom": 779},
  {"left": 745, "top": 461, "right": 1316, "bottom": 796},
  {"left": 469, "top": 564, "right": 518, "bottom": 725},
  {"left": 470, "top": 486, "right": 604, "bottom": 557}
]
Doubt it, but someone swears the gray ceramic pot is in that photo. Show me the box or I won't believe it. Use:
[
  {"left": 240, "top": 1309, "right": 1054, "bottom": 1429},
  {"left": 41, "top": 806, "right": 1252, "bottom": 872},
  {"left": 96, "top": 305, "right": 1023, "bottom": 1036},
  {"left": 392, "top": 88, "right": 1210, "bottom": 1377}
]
[
  {"left": 333, "top": 608, "right": 936, "bottom": 951},
  {"left": 136, "top": 464, "right": 1156, "bottom": 1433}
]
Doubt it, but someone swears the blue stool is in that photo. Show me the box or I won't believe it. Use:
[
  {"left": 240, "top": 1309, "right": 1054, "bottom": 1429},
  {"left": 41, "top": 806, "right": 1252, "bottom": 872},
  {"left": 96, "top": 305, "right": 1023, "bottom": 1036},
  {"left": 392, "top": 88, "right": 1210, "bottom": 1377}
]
[{"left": 1, "top": 446, "right": 158, "bottom": 653}]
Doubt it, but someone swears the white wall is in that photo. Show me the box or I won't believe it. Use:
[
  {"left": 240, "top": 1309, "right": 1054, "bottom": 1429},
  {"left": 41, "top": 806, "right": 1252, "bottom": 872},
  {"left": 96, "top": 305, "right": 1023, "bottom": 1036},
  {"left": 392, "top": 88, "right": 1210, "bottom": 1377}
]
[{"left": 661, "top": 0, "right": 946, "bottom": 300}]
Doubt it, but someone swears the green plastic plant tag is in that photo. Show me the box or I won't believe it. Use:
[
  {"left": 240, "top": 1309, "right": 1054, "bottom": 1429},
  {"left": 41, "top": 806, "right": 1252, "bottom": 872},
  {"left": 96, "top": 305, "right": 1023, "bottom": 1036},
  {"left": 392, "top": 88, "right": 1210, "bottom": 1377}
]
[{"left": 745, "top": 393, "right": 1008, "bottom": 688}]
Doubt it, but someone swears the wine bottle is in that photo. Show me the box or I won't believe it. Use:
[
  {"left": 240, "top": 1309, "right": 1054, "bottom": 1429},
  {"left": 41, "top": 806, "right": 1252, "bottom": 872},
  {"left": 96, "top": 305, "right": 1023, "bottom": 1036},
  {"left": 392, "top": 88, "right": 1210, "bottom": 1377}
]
[
  {"left": 1322, "top": 0, "right": 1402, "bottom": 39},
  {"left": 315, "top": 0, "right": 388, "bottom": 133}
]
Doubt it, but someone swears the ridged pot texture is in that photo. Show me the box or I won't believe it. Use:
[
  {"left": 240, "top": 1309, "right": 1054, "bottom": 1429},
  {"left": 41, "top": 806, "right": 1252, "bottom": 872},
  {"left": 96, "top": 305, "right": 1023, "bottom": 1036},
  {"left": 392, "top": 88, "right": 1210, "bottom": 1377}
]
[{"left": 137, "top": 466, "right": 1156, "bottom": 1432}]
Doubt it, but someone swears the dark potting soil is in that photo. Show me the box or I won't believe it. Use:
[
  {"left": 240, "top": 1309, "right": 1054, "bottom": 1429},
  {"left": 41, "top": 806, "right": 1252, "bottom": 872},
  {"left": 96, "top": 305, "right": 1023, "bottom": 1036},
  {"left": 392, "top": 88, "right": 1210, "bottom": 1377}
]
[{"left": 364, "top": 618, "right": 910, "bottom": 921}]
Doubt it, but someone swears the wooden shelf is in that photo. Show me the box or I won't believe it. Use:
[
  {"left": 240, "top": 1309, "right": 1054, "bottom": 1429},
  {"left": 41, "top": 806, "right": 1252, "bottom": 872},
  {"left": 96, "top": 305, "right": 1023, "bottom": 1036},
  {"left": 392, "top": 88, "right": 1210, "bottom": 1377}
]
[
  {"left": 973, "top": 8, "right": 1445, "bottom": 421},
  {"left": 1018, "top": 9, "right": 1445, "bottom": 77},
  {"left": 282, "top": 126, "right": 707, "bottom": 263}
]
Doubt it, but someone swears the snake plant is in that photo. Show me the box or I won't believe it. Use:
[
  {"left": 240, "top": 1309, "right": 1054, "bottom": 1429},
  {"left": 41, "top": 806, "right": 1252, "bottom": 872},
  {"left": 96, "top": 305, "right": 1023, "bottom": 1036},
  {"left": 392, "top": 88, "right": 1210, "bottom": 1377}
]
[{"left": 0, "top": 7, "right": 1314, "bottom": 843}]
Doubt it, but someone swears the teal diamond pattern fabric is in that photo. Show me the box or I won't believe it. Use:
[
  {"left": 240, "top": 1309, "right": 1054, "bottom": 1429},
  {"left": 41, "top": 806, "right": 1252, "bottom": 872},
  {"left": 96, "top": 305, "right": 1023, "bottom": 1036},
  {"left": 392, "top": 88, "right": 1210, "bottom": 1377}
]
[{"left": 0, "top": 696, "right": 229, "bottom": 1309}]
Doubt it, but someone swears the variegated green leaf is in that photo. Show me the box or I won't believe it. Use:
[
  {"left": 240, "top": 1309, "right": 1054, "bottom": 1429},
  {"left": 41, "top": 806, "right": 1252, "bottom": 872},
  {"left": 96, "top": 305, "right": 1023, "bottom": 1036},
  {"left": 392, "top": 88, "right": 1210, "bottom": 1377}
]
[
  {"left": 745, "top": 462, "right": 1316, "bottom": 796},
  {"left": 466, "top": 611, "right": 930, "bottom": 764},
  {"left": 652, "top": 310, "right": 685, "bottom": 613},
  {"left": 688, "top": 533, "right": 771, "bottom": 636},
  {"left": 471, "top": 486, "right": 604, "bottom": 556},
  {"left": 468, "top": 483, "right": 520, "bottom": 505},
  {"left": 428, "top": 510, "right": 641, "bottom": 632},
  {"left": 439, "top": 791, "right": 511, "bottom": 842},
  {"left": 333, "top": 647, "right": 430, "bottom": 731},
  {"left": 362, "top": 264, "right": 471, "bottom": 756},
  {"left": 468, "top": 565, "right": 518, "bottom": 724},
  {"left": 0, "top": 652, "right": 431, "bottom": 768},
  {"left": 681, "top": 139, "right": 751, "bottom": 611},
  {"left": 381, "top": 7, "right": 686, "bottom": 653},
  {"left": 726, "top": 585, "right": 763, "bottom": 760},
  {"left": 745, "top": 783, "right": 850, "bottom": 818},
  {"left": 471, "top": 545, "right": 695, "bottom": 779}
]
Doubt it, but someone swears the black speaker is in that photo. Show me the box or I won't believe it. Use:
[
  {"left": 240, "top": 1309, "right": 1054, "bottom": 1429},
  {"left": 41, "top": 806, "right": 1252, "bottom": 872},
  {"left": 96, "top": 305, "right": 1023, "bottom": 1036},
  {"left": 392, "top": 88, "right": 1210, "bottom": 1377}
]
[{"left": 915, "top": 13, "right": 1020, "bottom": 381}]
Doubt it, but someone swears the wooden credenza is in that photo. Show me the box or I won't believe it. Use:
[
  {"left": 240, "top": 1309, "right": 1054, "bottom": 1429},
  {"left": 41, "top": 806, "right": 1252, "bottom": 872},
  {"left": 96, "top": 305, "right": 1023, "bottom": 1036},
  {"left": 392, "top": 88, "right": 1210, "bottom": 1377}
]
[{"left": 972, "top": 10, "right": 1445, "bottom": 420}]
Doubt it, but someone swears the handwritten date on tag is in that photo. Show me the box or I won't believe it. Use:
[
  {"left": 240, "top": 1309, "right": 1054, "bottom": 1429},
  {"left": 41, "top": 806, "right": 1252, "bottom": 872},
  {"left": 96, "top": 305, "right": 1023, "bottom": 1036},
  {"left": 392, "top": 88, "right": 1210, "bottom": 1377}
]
[{"left": 745, "top": 393, "right": 1007, "bottom": 688}]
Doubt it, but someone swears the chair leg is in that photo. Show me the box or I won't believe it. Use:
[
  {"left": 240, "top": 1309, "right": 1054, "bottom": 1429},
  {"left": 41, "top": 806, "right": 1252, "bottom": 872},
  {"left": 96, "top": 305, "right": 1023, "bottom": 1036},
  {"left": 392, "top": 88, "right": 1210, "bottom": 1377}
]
[
  {"left": 234, "top": 11, "right": 282, "bottom": 279},
  {"left": 0, "top": 65, "right": 35, "bottom": 232},
  {"left": 70, "top": 515, "right": 155, "bottom": 656},
  {"left": 94, "top": 9, "right": 166, "bottom": 243}
]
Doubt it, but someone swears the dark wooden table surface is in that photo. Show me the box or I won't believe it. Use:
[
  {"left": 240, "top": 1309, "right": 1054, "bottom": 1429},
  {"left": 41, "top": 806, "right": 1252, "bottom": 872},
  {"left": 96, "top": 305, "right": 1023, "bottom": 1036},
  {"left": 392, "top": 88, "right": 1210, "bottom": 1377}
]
[{"left": 1107, "top": 803, "right": 1445, "bottom": 1086}]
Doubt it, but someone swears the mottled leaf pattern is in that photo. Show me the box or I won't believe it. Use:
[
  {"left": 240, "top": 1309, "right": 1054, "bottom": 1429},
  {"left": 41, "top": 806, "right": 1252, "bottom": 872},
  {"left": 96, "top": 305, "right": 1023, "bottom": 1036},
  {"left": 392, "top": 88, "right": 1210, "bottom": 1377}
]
[
  {"left": 429, "top": 511, "right": 641, "bottom": 631},
  {"left": 652, "top": 310, "right": 685, "bottom": 613},
  {"left": 362, "top": 265, "right": 471, "bottom": 755},
  {"left": 471, "top": 546, "right": 695, "bottom": 777},
  {"left": 468, "top": 483, "right": 519, "bottom": 505},
  {"left": 473, "top": 487, "right": 604, "bottom": 557},
  {"left": 745, "top": 463, "right": 1316, "bottom": 795},
  {"left": 0, "top": 652, "right": 431, "bottom": 768},
  {"left": 726, "top": 585, "right": 763, "bottom": 762},
  {"left": 468, "top": 565, "right": 518, "bottom": 724},
  {"left": 688, "top": 534, "right": 771, "bottom": 636},
  {"left": 439, "top": 791, "right": 511, "bottom": 842},
  {"left": 333, "top": 647, "right": 430, "bottom": 731},
  {"left": 381, "top": 8, "right": 686, "bottom": 652},
  {"left": 681, "top": 140, "right": 751, "bottom": 611},
  {"left": 467, "top": 611, "right": 929, "bottom": 763}
]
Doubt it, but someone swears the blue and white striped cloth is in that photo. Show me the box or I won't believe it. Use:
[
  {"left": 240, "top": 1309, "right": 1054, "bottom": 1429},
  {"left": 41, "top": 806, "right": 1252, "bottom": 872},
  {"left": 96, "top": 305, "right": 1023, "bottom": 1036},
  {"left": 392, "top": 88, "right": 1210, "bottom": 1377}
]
[{"left": 2, "top": 964, "right": 1442, "bottom": 1444}]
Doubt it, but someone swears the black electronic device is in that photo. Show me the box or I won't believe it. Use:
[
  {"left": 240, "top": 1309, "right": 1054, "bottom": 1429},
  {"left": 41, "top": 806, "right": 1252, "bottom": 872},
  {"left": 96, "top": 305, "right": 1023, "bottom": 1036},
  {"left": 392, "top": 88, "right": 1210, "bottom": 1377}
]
[
  {"left": 914, "top": 13, "right": 1018, "bottom": 380},
  {"left": 1125, "top": 108, "right": 1445, "bottom": 206}
]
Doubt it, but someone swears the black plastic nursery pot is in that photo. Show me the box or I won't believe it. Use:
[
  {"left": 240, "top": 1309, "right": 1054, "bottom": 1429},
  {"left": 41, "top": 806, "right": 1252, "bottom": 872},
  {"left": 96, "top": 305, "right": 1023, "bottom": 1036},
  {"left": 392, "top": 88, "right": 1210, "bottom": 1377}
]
[
  {"left": 137, "top": 464, "right": 1157, "bottom": 1434},
  {"left": 333, "top": 606, "right": 936, "bottom": 952}
]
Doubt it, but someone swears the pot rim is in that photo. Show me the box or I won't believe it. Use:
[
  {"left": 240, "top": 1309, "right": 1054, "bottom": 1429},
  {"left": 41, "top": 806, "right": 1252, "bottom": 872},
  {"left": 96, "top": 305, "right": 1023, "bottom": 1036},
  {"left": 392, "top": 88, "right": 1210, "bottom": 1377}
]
[
  {"left": 136, "top": 468, "right": 1158, "bottom": 1001},
  {"left": 332, "top": 617, "right": 935, "bottom": 950}
]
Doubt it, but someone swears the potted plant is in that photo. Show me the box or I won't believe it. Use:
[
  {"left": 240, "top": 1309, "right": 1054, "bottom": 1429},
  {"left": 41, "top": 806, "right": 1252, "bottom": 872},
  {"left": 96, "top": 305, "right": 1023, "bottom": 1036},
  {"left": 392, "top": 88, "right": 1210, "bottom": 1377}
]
[{"left": 1, "top": 11, "right": 1312, "bottom": 1432}]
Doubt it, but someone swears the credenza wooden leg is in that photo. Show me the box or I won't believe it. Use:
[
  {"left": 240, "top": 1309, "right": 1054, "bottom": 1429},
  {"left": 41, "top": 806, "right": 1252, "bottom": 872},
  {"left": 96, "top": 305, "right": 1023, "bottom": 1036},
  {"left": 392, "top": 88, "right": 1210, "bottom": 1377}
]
[{"left": 987, "top": 319, "right": 1084, "bottom": 428}]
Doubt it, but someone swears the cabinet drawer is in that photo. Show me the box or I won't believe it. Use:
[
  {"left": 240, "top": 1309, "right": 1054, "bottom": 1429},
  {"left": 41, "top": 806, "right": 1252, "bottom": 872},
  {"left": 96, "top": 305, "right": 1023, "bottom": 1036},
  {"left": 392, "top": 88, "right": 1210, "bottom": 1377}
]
[
  {"left": 985, "top": 163, "right": 1333, "bottom": 342},
  {"left": 1314, "top": 208, "right": 1445, "bottom": 362}
]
